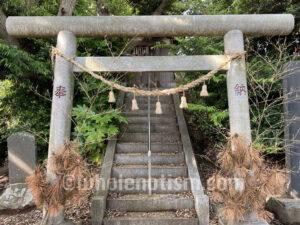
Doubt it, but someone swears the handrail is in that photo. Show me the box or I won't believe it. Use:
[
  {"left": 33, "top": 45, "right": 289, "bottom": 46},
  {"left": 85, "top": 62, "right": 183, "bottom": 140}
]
[{"left": 148, "top": 74, "right": 152, "bottom": 196}]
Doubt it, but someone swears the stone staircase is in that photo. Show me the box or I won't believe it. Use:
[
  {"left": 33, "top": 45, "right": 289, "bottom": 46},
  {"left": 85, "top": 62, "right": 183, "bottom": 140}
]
[{"left": 91, "top": 92, "right": 209, "bottom": 225}]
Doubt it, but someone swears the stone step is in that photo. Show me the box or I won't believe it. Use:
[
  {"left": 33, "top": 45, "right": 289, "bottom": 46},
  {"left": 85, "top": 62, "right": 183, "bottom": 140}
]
[
  {"left": 119, "top": 132, "right": 181, "bottom": 143},
  {"left": 112, "top": 165, "right": 188, "bottom": 178},
  {"left": 120, "top": 123, "right": 178, "bottom": 133},
  {"left": 123, "top": 108, "right": 175, "bottom": 114},
  {"left": 107, "top": 194, "right": 194, "bottom": 212},
  {"left": 124, "top": 103, "right": 175, "bottom": 111},
  {"left": 114, "top": 152, "right": 185, "bottom": 165},
  {"left": 109, "top": 178, "right": 191, "bottom": 194},
  {"left": 103, "top": 211, "right": 198, "bottom": 225},
  {"left": 126, "top": 116, "right": 177, "bottom": 124},
  {"left": 123, "top": 111, "right": 176, "bottom": 117},
  {"left": 116, "top": 143, "right": 183, "bottom": 153}
]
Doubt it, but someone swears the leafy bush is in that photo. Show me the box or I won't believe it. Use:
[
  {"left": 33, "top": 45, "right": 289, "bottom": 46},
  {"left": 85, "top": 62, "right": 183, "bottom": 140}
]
[
  {"left": 0, "top": 40, "right": 52, "bottom": 163},
  {"left": 73, "top": 104, "right": 127, "bottom": 164}
]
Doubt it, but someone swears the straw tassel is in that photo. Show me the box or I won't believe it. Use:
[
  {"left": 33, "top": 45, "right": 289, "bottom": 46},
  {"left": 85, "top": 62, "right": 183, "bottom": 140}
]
[
  {"left": 108, "top": 88, "right": 116, "bottom": 103},
  {"left": 131, "top": 94, "right": 139, "bottom": 111},
  {"left": 155, "top": 96, "right": 163, "bottom": 114},
  {"left": 180, "top": 91, "right": 188, "bottom": 109},
  {"left": 200, "top": 82, "right": 209, "bottom": 97}
]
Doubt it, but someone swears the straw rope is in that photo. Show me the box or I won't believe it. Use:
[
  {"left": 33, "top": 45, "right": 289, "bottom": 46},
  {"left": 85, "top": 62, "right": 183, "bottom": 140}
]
[{"left": 51, "top": 47, "right": 246, "bottom": 96}]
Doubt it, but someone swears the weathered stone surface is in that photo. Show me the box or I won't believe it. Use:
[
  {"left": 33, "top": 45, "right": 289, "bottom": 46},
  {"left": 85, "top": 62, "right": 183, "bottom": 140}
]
[
  {"left": 47, "top": 31, "right": 77, "bottom": 172},
  {"left": 73, "top": 55, "right": 229, "bottom": 73},
  {"left": 46, "top": 30, "right": 77, "bottom": 225},
  {"left": 267, "top": 197, "right": 300, "bottom": 225},
  {"left": 7, "top": 132, "right": 36, "bottom": 184},
  {"left": 107, "top": 195, "right": 194, "bottom": 211},
  {"left": 0, "top": 183, "right": 34, "bottom": 209},
  {"left": 224, "top": 30, "right": 251, "bottom": 144},
  {"left": 103, "top": 217, "right": 198, "bottom": 225},
  {"left": 173, "top": 94, "right": 209, "bottom": 225},
  {"left": 284, "top": 61, "right": 300, "bottom": 198},
  {"left": 157, "top": 47, "right": 175, "bottom": 88},
  {"left": 6, "top": 15, "right": 294, "bottom": 38},
  {"left": 219, "top": 213, "right": 268, "bottom": 225}
]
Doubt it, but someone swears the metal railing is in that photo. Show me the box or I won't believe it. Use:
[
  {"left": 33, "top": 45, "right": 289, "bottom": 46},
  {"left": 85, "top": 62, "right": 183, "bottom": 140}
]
[{"left": 148, "top": 74, "right": 152, "bottom": 196}]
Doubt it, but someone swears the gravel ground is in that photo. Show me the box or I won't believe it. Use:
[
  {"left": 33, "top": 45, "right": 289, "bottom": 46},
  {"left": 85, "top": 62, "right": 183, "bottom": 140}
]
[
  {"left": 0, "top": 165, "right": 98, "bottom": 225},
  {"left": 0, "top": 175, "right": 93, "bottom": 225}
]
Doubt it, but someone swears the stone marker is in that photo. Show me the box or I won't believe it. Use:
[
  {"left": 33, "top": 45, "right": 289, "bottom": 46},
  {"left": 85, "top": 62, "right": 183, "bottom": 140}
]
[
  {"left": 284, "top": 61, "right": 300, "bottom": 198},
  {"left": 267, "top": 61, "right": 300, "bottom": 224},
  {"left": 0, "top": 132, "right": 36, "bottom": 209},
  {"left": 7, "top": 132, "right": 36, "bottom": 184},
  {"left": 267, "top": 197, "right": 300, "bottom": 224},
  {"left": 0, "top": 183, "right": 34, "bottom": 210}
]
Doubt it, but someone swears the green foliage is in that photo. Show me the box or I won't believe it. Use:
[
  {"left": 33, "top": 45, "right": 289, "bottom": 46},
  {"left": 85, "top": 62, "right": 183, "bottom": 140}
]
[
  {"left": 188, "top": 103, "right": 228, "bottom": 128},
  {"left": 0, "top": 38, "right": 52, "bottom": 163},
  {"left": 105, "top": 0, "right": 136, "bottom": 15},
  {"left": 73, "top": 105, "right": 127, "bottom": 164},
  {"left": 0, "top": 40, "right": 50, "bottom": 78},
  {"left": 129, "top": 0, "right": 164, "bottom": 15},
  {"left": 0, "top": 0, "right": 133, "bottom": 164},
  {"left": 168, "top": 36, "right": 228, "bottom": 143},
  {"left": 71, "top": 71, "right": 127, "bottom": 163}
]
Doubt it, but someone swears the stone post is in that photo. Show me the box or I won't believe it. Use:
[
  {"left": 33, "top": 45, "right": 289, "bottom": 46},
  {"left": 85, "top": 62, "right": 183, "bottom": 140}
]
[
  {"left": 266, "top": 62, "right": 300, "bottom": 224},
  {"left": 8, "top": 132, "right": 36, "bottom": 184},
  {"left": 283, "top": 61, "right": 300, "bottom": 198},
  {"left": 224, "top": 29, "right": 251, "bottom": 144},
  {"left": 0, "top": 132, "right": 36, "bottom": 210},
  {"left": 158, "top": 47, "right": 175, "bottom": 88},
  {"left": 47, "top": 30, "right": 76, "bottom": 225}
]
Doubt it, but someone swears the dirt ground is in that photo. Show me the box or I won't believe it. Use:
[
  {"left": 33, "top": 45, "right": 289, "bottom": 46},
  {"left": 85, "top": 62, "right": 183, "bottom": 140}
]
[{"left": 0, "top": 172, "right": 93, "bottom": 225}]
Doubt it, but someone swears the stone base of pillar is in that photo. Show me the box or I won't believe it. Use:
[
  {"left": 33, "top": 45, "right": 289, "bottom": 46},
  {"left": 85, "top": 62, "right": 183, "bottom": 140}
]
[
  {"left": 0, "top": 183, "right": 34, "bottom": 210},
  {"left": 267, "top": 197, "right": 300, "bottom": 225},
  {"left": 218, "top": 212, "right": 269, "bottom": 225},
  {"left": 47, "top": 216, "right": 81, "bottom": 225}
]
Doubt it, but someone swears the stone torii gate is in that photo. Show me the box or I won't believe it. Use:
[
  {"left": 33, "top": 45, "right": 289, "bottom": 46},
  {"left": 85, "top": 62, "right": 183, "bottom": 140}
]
[{"left": 6, "top": 14, "right": 294, "bottom": 225}]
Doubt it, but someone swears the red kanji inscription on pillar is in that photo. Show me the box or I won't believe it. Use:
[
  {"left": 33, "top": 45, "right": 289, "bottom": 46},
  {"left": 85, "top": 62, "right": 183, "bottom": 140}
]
[
  {"left": 234, "top": 83, "right": 246, "bottom": 96},
  {"left": 55, "top": 85, "right": 67, "bottom": 98}
]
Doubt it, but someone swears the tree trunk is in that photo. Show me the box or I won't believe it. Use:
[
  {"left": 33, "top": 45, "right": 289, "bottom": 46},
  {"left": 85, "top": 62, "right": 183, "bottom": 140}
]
[
  {"left": 123, "top": 0, "right": 171, "bottom": 55},
  {"left": 57, "top": 0, "right": 77, "bottom": 16},
  {"left": 153, "top": 0, "right": 170, "bottom": 15},
  {"left": 0, "top": 8, "right": 20, "bottom": 47},
  {"left": 97, "top": 0, "right": 110, "bottom": 15}
]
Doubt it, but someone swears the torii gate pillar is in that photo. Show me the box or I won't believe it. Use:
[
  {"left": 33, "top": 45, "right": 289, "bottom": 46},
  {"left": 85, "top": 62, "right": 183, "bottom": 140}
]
[
  {"left": 47, "top": 30, "right": 76, "bottom": 225},
  {"left": 224, "top": 30, "right": 252, "bottom": 144}
]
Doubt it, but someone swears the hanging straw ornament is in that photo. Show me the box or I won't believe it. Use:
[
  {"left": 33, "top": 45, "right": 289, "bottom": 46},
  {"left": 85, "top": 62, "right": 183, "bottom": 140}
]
[
  {"left": 108, "top": 88, "right": 116, "bottom": 103},
  {"left": 131, "top": 93, "right": 139, "bottom": 111},
  {"left": 155, "top": 96, "right": 163, "bottom": 114},
  {"left": 200, "top": 82, "right": 209, "bottom": 97},
  {"left": 180, "top": 91, "right": 188, "bottom": 109}
]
